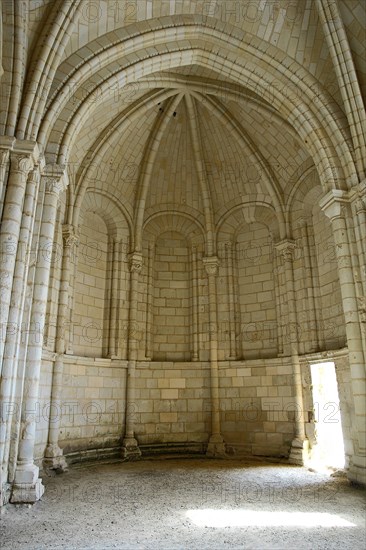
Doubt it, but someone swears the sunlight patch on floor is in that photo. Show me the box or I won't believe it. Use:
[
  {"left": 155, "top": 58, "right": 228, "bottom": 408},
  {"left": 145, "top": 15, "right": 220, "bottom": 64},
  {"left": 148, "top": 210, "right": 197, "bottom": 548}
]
[{"left": 186, "top": 509, "right": 356, "bottom": 528}]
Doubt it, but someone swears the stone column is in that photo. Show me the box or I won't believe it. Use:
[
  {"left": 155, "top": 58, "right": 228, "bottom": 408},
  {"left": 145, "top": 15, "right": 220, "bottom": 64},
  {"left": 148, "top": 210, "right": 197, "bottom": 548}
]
[
  {"left": 145, "top": 243, "right": 154, "bottom": 360},
  {"left": 0, "top": 166, "right": 41, "bottom": 504},
  {"left": 11, "top": 165, "right": 67, "bottom": 503},
  {"left": 273, "top": 249, "right": 284, "bottom": 355},
  {"left": 275, "top": 240, "right": 308, "bottom": 465},
  {"left": 320, "top": 190, "right": 366, "bottom": 484},
  {"left": 225, "top": 242, "right": 237, "bottom": 359},
  {"left": 43, "top": 224, "right": 78, "bottom": 472},
  {"left": 191, "top": 246, "right": 199, "bottom": 361},
  {"left": 0, "top": 144, "right": 38, "bottom": 371},
  {"left": 121, "top": 252, "right": 142, "bottom": 460},
  {"left": 108, "top": 237, "right": 121, "bottom": 358},
  {"left": 350, "top": 182, "right": 366, "bottom": 293},
  {"left": 203, "top": 256, "right": 226, "bottom": 457},
  {"left": 353, "top": 191, "right": 366, "bottom": 359},
  {"left": 298, "top": 219, "right": 320, "bottom": 352},
  {"left": 307, "top": 225, "right": 326, "bottom": 350},
  {"left": 118, "top": 240, "right": 129, "bottom": 360}
]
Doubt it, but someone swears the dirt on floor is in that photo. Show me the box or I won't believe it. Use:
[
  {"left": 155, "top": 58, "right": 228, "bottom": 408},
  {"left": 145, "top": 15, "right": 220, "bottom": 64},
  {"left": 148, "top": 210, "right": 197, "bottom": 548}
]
[{"left": 1, "top": 458, "right": 365, "bottom": 550}]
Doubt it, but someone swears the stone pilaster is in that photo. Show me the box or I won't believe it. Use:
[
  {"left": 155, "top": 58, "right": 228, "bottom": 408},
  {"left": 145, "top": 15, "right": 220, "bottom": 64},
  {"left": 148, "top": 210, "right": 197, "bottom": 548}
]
[
  {"left": 203, "top": 256, "right": 226, "bottom": 458},
  {"left": 320, "top": 190, "right": 366, "bottom": 484},
  {"left": 11, "top": 165, "right": 67, "bottom": 503},
  {"left": 121, "top": 252, "right": 142, "bottom": 460},
  {"left": 275, "top": 240, "right": 308, "bottom": 465}
]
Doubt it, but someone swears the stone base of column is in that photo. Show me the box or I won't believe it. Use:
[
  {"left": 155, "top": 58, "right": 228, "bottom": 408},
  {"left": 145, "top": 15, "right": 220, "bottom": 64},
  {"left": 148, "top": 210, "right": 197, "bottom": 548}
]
[
  {"left": 121, "top": 437, "right": 141, "bottom": 461},
  {"left": 0, "top": 482, "right": 11, "bottom": 506},
  {"left": 206, "top": 434, "right": 227, "bottom": 458},
  {"left": 43, "top": 445, "right": 68, "bottom": 473},
  {"left": 348, "top": 454, "right": 366, "bottom": 486},
  {"left": 288, "top": 438, "right": 309, "bottom": 465},
  {"left": 10, "top": 464, "right": 45, "bottom": 504}
]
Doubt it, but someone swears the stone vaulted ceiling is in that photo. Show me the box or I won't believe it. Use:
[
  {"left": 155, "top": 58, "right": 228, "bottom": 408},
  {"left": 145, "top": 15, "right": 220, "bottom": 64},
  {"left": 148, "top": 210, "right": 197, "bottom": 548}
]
[{"left": 1, "top": 0, "right": 365, "bottom": 244}]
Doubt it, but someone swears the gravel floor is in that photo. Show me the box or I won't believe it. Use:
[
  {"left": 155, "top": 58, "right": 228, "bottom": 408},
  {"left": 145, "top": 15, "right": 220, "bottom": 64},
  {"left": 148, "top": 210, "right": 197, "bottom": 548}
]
[{"left": 1, "top": 458, "right": 365, "bottom": 550}]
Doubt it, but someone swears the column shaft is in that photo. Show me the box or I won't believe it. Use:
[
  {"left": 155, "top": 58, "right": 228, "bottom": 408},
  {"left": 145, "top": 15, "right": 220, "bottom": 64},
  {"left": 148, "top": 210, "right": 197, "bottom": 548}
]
[
  {"left": 11, "top": 166, "right": 66, "bottom": 503},
  {"left": 145, "top": 244, "right": 153, "bottom": 360},
  {"left": 204, "top": 257, "right": 226, "bottom": 457},
  {"left": 275, "top": 240, "right": 307, "bottom": 463},
  {"left": 191, "top": 246, "right": 199, "bottom": 361},
  {"left": 0, "top": 152, "right": 34, "bottom": 370},
  {"left": 226, "top": 243, "right": 237, "bottom": 359},
  {"left": 44, "top": 224, "right": 78, "bottom": 471},
  {"left": 0, "top": 168, "right": 40, "bottom": 493},
  {"left": 121, "top": 252, "right": 142, "bottom": 459}
]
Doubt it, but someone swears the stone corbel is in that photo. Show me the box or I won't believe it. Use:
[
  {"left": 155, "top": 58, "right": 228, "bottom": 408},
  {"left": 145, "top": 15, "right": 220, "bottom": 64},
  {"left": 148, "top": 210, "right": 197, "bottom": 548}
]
[{"left": 203, "top": 256, "right": 220, "bottom": 276}]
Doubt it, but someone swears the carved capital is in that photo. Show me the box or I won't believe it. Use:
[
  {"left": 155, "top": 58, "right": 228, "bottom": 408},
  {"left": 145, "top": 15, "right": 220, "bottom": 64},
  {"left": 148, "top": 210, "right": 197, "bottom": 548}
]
[
  {"left": 62, "top": 224, "right": 79, "bottom": 247},
  {"left": 319, "top": 189, "right": 348, "bottom": 220},
  {"left": 43, "top": 176, "right": 65, "bottom": 196},
  {"left": 355, "top": 196, "right": 366, "bottom": 214},
  {"left": 10, "top": 152, "right": 34, "bottom": 174},
  {"left": 42, "top": 164, "right": 67, "bottom": 195},
  {"left": 129, "top": 252, "right": 143, "bottom": 273},
  {"left": 274, "top": 240, "right": 296, "bottom": 262},
  {"left": 203, "top": 256, "right": 220, "bottom": 276}
]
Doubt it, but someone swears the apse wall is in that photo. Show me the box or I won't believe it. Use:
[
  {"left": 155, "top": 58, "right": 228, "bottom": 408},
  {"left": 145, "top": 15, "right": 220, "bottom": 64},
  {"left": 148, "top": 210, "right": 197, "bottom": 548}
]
[{"left": 33, "top": 189, "right": 352, "bottom": 464}]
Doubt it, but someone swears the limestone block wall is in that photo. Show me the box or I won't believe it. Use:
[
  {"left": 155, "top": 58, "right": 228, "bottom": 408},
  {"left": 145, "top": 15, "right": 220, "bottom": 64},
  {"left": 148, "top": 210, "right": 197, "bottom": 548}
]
[
  {"left": 235, "top": 223, "right": 277, "bottom": 359},
  {"left": 140, "top": 230, "right": 210, "bottom": 363},
  {"left": 57, "top": 358, "right": 127, "bottom": 455},
  {"left": 219, "top": 358, "right": 296, "bottom": 457},
  {"left": 34, "top": 350, "right": 359, "bottom": 463},
  {"left": 130, "top": 358, "right": 299, "bottom": 458},
  {"left": 152, "top": 233, "right": 191, "bottom": 361},
  {"left": 133, "top": 362, "right": 211, "bottom": 449}
]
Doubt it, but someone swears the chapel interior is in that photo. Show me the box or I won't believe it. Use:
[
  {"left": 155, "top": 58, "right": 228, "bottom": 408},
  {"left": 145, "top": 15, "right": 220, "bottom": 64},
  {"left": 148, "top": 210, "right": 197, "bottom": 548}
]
[{"left": 0, "top": 2, "right": 365, "bottom": 538}]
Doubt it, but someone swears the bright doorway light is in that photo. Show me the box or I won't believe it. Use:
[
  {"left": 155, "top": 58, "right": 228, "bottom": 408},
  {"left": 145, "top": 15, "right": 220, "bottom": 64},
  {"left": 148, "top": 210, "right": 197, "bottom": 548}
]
[
  {"left": 310, "top": 362, "right": 345, "bottom": 469},
  {"left": 186, "top": 509, "right": 355, "bottom": 528}
]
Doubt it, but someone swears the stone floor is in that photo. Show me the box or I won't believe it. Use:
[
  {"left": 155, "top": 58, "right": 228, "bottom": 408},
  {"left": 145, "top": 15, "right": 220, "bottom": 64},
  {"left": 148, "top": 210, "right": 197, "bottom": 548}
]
[{"left": 1, "top": 458, "right": 365, "bottom": 550}]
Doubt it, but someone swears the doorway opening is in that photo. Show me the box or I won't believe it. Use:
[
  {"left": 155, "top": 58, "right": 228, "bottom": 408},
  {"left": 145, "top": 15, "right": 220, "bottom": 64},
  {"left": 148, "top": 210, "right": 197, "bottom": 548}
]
[{"left": 310, "top": 361, "right": 345, "bottom": 470}]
